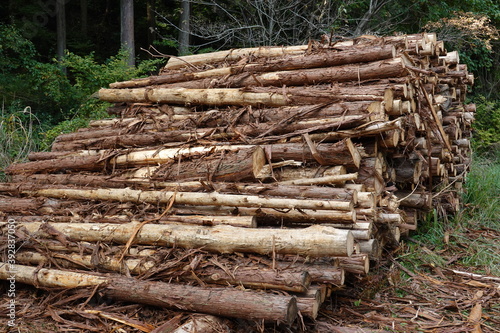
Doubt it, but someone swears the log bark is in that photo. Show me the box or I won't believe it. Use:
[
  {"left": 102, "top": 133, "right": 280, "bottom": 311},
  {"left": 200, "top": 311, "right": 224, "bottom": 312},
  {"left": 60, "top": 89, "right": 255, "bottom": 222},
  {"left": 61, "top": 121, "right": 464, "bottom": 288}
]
[
  {"left": 3, "top": 222, "right": 355, "bottom": 257},
  {"left": 0, "top": 263, "right": 298, "bottom": 323}
]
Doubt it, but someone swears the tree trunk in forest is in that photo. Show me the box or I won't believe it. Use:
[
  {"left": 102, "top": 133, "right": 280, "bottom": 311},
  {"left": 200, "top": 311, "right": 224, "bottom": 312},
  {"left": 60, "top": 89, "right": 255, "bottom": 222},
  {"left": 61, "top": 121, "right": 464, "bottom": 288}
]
[
  {"left": 56, "top": 0, "right": 66, "bottom": 71},
  {"left": 80, "top": 0, "right": 88, "bottom": 37},
  {"left": 0, "top": 263, "right": 298, "bottom": 323},
  {"left": 120, "top": 0, "right": 135, "bottom": 66},
  {"left": 178, "top": 0, "right": 190, "bottom": 56}
]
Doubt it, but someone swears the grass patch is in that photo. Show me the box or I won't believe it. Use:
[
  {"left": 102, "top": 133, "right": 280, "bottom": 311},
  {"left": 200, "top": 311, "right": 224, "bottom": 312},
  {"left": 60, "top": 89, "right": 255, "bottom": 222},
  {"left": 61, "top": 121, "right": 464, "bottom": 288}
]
[{"left": 399, "top": 152, "right": 500, "bottom": 276}]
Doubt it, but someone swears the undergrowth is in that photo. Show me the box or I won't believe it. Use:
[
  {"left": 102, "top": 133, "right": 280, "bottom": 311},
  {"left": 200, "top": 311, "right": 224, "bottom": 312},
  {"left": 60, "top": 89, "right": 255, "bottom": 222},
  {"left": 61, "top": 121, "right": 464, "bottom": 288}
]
[
  {"left": 0, "top": 103, "right": 39, "bottom": 181},
  {"left": 400, "top": 151, "right": 500, "bottom": 276}
]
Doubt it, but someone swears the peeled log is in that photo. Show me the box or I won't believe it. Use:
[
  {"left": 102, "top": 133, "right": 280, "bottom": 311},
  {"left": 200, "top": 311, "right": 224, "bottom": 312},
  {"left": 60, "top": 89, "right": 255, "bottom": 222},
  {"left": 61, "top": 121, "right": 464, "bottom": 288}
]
[
  {"left": 26, "top": 187, "right": 355, "bottom": 211},
  {"left": 2, "top": 222, "right": 354, "bottom": 257},
  {"left": 0, "top": 263, "right": 298, "bottom": 323}
]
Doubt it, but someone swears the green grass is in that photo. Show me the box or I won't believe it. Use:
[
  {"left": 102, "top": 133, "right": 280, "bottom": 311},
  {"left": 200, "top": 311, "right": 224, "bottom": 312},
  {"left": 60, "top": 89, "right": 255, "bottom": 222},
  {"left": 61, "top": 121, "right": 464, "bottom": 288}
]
[{"left": 400, "top": 152, "right": 500, "bottom": 276}]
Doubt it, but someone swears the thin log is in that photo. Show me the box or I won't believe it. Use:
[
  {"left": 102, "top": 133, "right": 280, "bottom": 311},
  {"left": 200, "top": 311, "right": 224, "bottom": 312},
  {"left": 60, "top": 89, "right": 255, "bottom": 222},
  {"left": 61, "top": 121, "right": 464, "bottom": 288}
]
[
  {"left": 0, "top": 263, "right": 298, "bottom": 323},
  {"left": 26, "top": 187, "right": 355, "bottom": 211}
]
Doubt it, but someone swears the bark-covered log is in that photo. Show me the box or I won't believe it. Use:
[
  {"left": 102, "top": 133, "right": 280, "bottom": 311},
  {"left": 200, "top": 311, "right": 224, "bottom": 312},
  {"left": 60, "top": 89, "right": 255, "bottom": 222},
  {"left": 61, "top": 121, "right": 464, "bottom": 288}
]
[
  {"left": 13, "top": 251, "right": 311, "bottom": 292},
  {"left": 0, "top": 263, "right": 298, "bottom": 323},
  {"left": 2, "top": 222, "right": 355, "bottom": 257},
  {"left": 112, "top": 45, "right": 396, "bottom": 88},
  {"left": 159, "top": 58, "right": 405, "bottom": 89}
]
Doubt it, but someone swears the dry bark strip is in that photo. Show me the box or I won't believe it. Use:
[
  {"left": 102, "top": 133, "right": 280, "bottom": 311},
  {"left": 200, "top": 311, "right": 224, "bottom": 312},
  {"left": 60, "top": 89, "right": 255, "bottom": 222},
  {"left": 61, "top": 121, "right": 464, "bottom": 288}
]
[
  {"left": 0, "top": 263, "right": 298, "bottom": 323},
  {"left": 3, "top": 222, "right": 355, "bottom": 257}
]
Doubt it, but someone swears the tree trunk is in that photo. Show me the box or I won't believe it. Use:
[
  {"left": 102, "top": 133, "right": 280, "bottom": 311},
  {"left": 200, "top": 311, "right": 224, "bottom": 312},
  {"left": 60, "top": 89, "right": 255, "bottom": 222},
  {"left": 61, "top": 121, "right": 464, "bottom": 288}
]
[
  {"left": 178, "top": 0, "right": 190, "bottom": 56},
  {"left": 80, "top": 0, "right": 88, "bottom": 37},
  {"left": 56, "top": 0, "right": 66, "bottom": 69},
  {"left": 3, "top": 222, "right": 355, "bottom": 257},
  {"left": 121, "top": 0, "right": 135, "bottom": 66},
  {"left": 0, "top": 263, "right": 298, "bottom": 323}
]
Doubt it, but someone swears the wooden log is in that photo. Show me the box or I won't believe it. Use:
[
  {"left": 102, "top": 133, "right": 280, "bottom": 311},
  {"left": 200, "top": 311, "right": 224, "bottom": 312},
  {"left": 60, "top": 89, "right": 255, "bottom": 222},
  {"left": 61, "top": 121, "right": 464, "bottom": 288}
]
[
  {"left": 10, "top": 175, "right": 369, "bottom": 206},
  {"left": 395, "top": 191, "right": 432, "bottom": 209},
  {"left": 150, "top": 146, "right": 267, "bottom": 182},
  {"left": 51, "top": 113, "right": 374, "bottom": 151},
  {"left": 0, "top": 263, "right": 298, "bottom": 323},
  {"left": 299, "top": 118, "right": 404, "bottom": 142},
  {"left": 337, "top": 254, "right": 370, "bottom": 274},
  {"left": 296, "top": 294, "right": 321, "bottom": 319},
  {"left": 160, "top": 58, "right": 406, "bottom": 89},
  {"left": 14, "top": 251, "right": 311, "bottom": 293},
  {"left": 26, "top": 187, "right": 355, "bottom": 211},
  {"left": 163, "top": 44, "right": 310, "bottom": 70},
  {"left": 112, "top": 45, "right": 396, "bottom": 88},
  {"left": 3, "top": 222, "right": 355, "bottom": 257},
  {"left": 98, "top": 62, "right": 406, "bottom": 106},
  {"left": 85, "top": 101, "right": 383, "bottom": 132}
]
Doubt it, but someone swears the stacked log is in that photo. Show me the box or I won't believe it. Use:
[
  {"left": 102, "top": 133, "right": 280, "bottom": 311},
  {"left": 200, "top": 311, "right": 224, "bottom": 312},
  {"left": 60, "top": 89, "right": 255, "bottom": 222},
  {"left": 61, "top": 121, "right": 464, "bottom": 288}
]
[{"left": 0, "top": 33, "right": 474, "bottom": 328}]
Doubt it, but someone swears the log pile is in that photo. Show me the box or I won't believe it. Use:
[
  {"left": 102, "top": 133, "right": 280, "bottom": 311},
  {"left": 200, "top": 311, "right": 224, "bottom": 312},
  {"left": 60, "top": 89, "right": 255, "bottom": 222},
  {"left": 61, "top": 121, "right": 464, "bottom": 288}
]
[{"left": 0, "top": 33, "right": 474, "bottom": 329}]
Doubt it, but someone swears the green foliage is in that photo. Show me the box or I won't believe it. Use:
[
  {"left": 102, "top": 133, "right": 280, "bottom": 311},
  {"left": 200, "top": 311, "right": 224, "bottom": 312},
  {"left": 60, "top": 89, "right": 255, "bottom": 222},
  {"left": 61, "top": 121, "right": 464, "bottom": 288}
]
[{"left": 472, "top": 96, "right": 500, "bottom": 150}]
